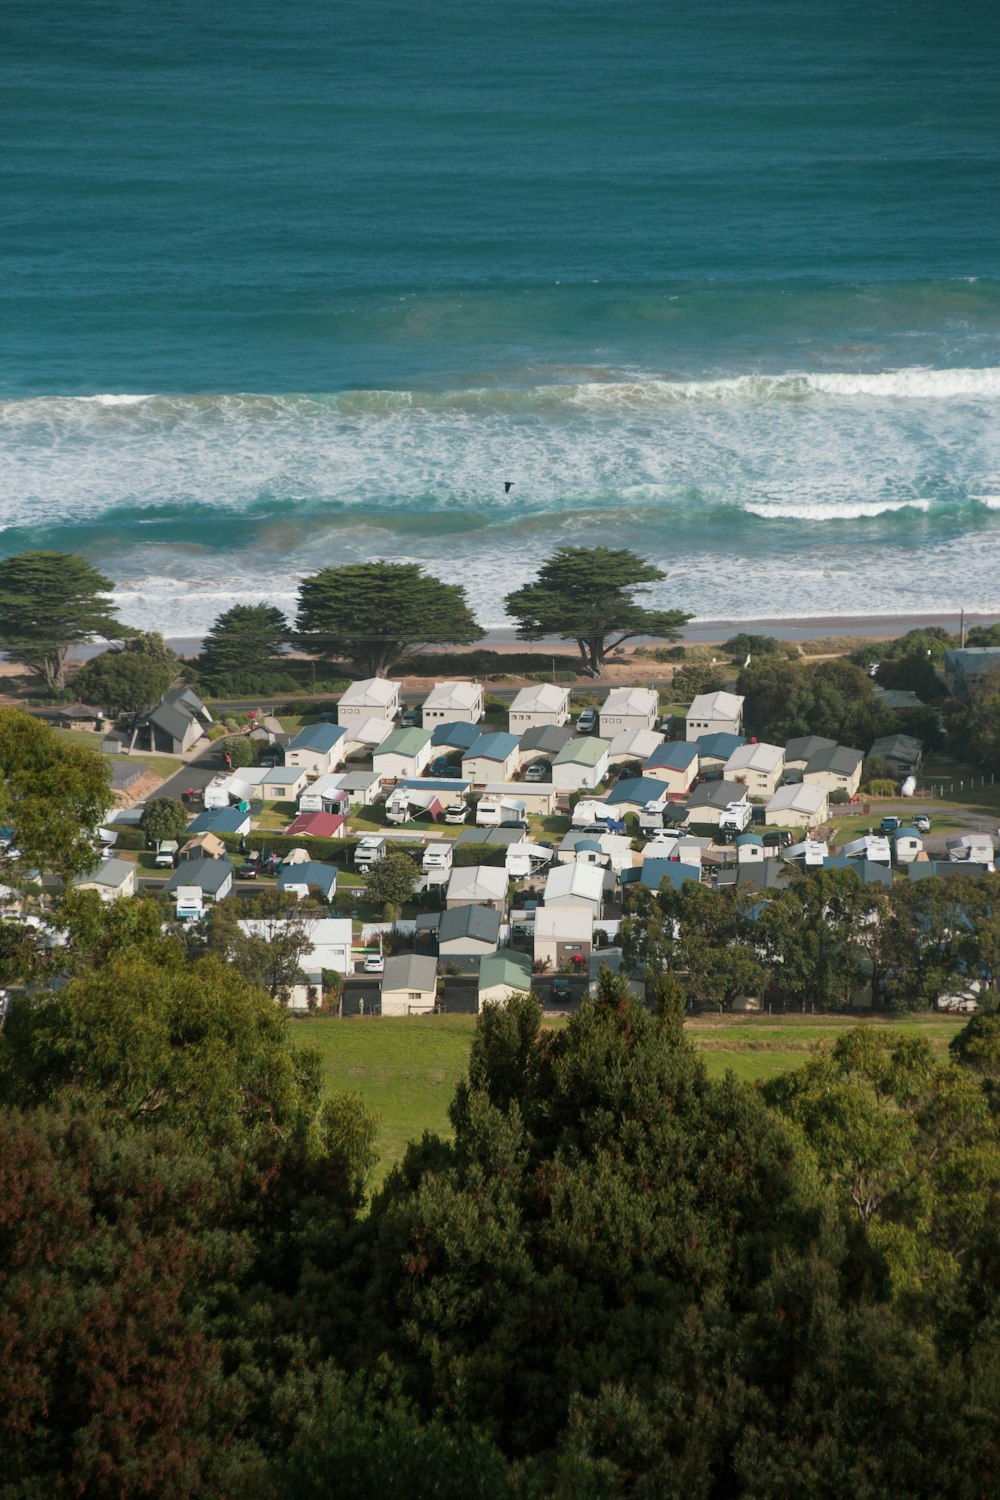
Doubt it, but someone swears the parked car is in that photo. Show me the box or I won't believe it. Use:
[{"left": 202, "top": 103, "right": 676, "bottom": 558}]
[
  {"left": 880, "top": 816, "right": 901, "bottom": 833},
  {"left": 655, "top": 715, "right": 673, "bottom": 734},
  {"left": 444, "top": 803, "right": 468, "bottom": 824},
  {"left": 400, "top": 708, "right": 420, "bottom": 727},
  {"left": 913, "top": 814, "right": 932, "bottom": 833},
  {"left": 429, "top": 755, "right": 459, "bottom": 777},
  {"left": 524, "top": 761, "right": 550, "bottom": 782},
  {"left": 550, "top": 977, "right": 572, "bottom": 1004},
  {"left": 762, "top": 830, "right": 793, "bottom": 849},
  {"left": 363, "top": 953, "right": 385, "bottom": 973},
  {"left": 576, "top": 707, "right": 597, "bottom": 734},
  {"left": 239, "top": 862, "right": 262, "bottom": 879}
]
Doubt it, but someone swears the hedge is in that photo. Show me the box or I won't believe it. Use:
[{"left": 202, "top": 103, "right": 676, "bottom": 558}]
[
  {"left": 451, "top": 842, "right": 510, "bottom": 867},
  {"left": 214, "top": 831, "right": 362, "bottom": 865}
]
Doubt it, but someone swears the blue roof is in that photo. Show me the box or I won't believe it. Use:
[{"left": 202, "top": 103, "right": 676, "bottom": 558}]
[
  {"left": 278, "top": 861, "right": 338, "bottom": 895},
  {"left": 187, "top": 807, "right": 249, "bottom": 834},
  {"left": 894, "top": 827, "right": 923, "bottom": 841},
  {"left": 696, "top": 731, "right": 745, "bottom": 759},
  {"left": 823, "top": 855, "right": 892, "bottom": 887},
  {"left": 431, "top": 720, "right": 482, "bottom": 749},
  {"left": 288, "top": 722, "right": 345, "bottom": 753},
  {"left": 464, "top": 732, "right": 520, "bottom": 761},
  {"left": 606, "top": 776, "right": 666, "bottom": 806},
  {"left": 576, "top": 838, "right": 604, "bottom": 853},
  {"left": 399, "top": 778, "right": 471, "bottom": 793},
  {"left": 645, "top": 741, "right": 699, "bottom": 771},
  {"left": 736, "top": 832, "right": 763, "bottom": 846},
  {"left": 638, "top": 859, "right": 702, "bottom": 890}
]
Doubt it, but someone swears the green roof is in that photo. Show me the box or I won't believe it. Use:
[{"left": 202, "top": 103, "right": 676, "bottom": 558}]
[
  {"left": 375, "top": 727, "right": 431, "bottom": 757},
  {"left": 478, "top": 950, "right": 533, "bottom": 992},
  {"left": 552, "top": 736, "right": 610, "bottom": 767}
]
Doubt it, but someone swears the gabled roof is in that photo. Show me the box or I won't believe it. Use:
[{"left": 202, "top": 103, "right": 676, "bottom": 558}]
[
  {"left": 766, "top": 783, "right": 827, "bottom": 814},
  {"left": 687, "top": 691, "right": 743, "bottom": 720},
  {"left": 601, "top": 687, "right": 658, "bottom": 716},
  {"left": 464, "top": 732, "right": 519, "bottom": 762},
  {"left": 534, "top": 908, "right": 593, "bottom": 941},
  {"left": 645, "top": 740, "right": 699, "bottom": 771},
  {"left": 635, "top": 859, "right": 701, "bottom": 891},
  {"left": 908, "top": 861, "right": 991, "bottom": 881},
  {"left": 74, "top": 858, "right": 134, "bottom": 890},
  {"left": 456, "top": 827, "right": 525, "bottom": 847},
  {"left": 695, "top": 731, "right": 745, "bottom": 760},
  {"left": 423, "top": 681, "right": 482, "bottom": 711},
  {"left": 382, "top": 953, "right": 437, "bottom": 992},
  {"left": 509, "top": 683, "right": 570, "bottom": 713},
  {"left": 605, "top": 776, "right": 667, "bottom": 806},
  {"left": 374, "top": 728, "right": 432, "bottom": 758},
  {"left": 544, "top": 862, "right": 605, "bottom": 903},
  {"left": 187, "top": 807, "right": 249, "bottom": 835},
  {"left": 688, "top": 779, "right": 749, "bottom": 810},
  {"left": 726, "top": 742, "right": 784, "bottom": 774},
  {"left": 277, "top": 861, "right": 338, "bottom": 895},
  {"left": 147, "top": 700, "right": 194, "bottom": 743},
  {"left": 338, "top": 677, "right": 400, "bottom": 708},
  {"left": 287, "top": 722, "right": 345, "bottom": 753},
  {"left": 784, "top": 734, "right": 836, "bottom": 763},
  {"left": 447, "top": 865, "right": 509, "bottom": 900},
  {"left": 284, "top": 811, "right": 346, "bottom": 837},
  {"left": 478, "top": 950, "right": 533, "bottom": 991},
  {"left": 439, "top": 905, "right": 502, "bottom": 945},
  {"left": 552, "top": 737, "right": 610, "bottom": 767},
  {"left": 803, "top": 745, "right": 863, "bottom": 776},
  {"left": 870, "top": 733, "right": 924, "bottom": 760},
  {"left": 519, "top": 724, "right": 574, "bottom": 755},
  {"left": 430, "top": 720, "right": 482, "bottom": 750},
  {"left": 166, "top": 858, "right": 235, "bottom": 895},
  {"left": 608, "top": 728, "right": 663, "bottom": 761},
  {"left": 823, "top": 855, "right": 893, "bottom": 887}
]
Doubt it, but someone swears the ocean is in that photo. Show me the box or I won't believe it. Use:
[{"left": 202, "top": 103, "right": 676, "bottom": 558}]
[{"left": 3, "top": 0, "right": 1000, "bottom": 635}]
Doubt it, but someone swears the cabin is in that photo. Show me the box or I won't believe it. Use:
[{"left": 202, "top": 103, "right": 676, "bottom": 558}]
[
  {"left": 380, "top": 954, "right": 438, "bottom": 1017},
  {"left": 869, "top": 733, "right": 923, "bottom": 779},
  {"left": 372, "top": 728, "right": 433, "bottom": 782},
  {"left": 277, "top": 861, "right": 338, "bottom": 903},
  {"left": 642, "top": 740, "right": 699, "bottom": 795},
  {"left": 695, "top": 731, "right": 746, "bottom": 774},
  {"left": 893, "top": 828, "right": 925, "bottom": 865},
  {"left": 685, "top": 691, "right": 744, "bottom": 742},
  {"left": 337, "top": 678, "right": 401, "bottom": 726},
  {"left": 543, "top": 862, "right": 605, "bottom": 914},
  {"left": 606, "top": 728, "right": 663, "bottom": 766},
  {"left": 283, "top": 722, "right": 346, "bottom": 777},
  {"left": 72, "top": 858, "right": 137, "bottom": 903},
  {"left": 724, "top": 742, "right": 785, "bottom": 798},
  {"left": 445, "top": 865, "right": 509, "bottom": 912},
  {"left": 462, "top": 732, "right": 521, "bottom": 786},
  {"left": 802, "top": 745, "right": 864, "bottom": 798},
  {"left": 478, "top": 951, "right": 533, "bottom": 1007},
  {"left": 165, "top": 858, "right": 235, "bottom": 905},
  {"left": 139, "top": 687, "right": 212, "bottom": 755},
  {"left": 604, "top": 777, "right": 668, "bottom": 815},
  {"left": 783, "top": 735, "right": 837, "bottom": 773},
  {"left": 187, "top": 806, "right": 252, "bottom": 838},
  {"left": 437, "top": 904, "right": 502, "bottom": 961},
  {"left": 599, "top": 687, "right": 658, "bottom": 737},
  {"left": 259, "top": 766, "right": 309, "bottom": 802},
  {"left": 764, "top": 783, "right": 829, "bottom": 829},
  {"left": 686, "top": 780, "right": 750, "bottom": 828},
  {"left": 421, "top": 681, "right": 484, "bottom": 728},
  {"left": 551, "top": 737, "right": 611, "bottom": 792},
  {"left": 518, "top": 723, "right": 574, "bottom": 764},
  {"left": 534, "top": 909, "right": 593, "bottom": 973},
  {"left": 508, "top": 683, "right": 571, "bottom": 732}
]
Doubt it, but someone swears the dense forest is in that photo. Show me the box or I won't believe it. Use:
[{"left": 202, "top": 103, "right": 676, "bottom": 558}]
[{"left": 1, "top": 904, "right": 998, "bottom": 1498}]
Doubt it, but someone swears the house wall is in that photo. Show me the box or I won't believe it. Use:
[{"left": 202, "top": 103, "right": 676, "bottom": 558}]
[
  {"left": 380, "top": 986, "right": 437, "bottom": 1017},
  {"left": 284, "top": 745, "right": 341, "bottom": 776},
  {"left": 509, "top": 707, "right": 568, "bottom": 733},
  {"left": 600, "top": 710, "right": 656, "bottom": 737},
  {"left": 374, "top": 745, "right": 432, "bottom": 781},
  {"left": 479, "top": 979, "right": 533, "bottom": 1006},
  {"left": 338, "top": 685, "right": 401, "bottom": 724},
  {"left": 685, "top": 713, "right": 741, "bottom": 743},
  {"left": 439, "top": 936, "right": 497, "bottom": 959},
  {"left": 764, "top": 800, "right": 827, "bottom": 829},
  {"left": 260, "top": 772, "right": 308, "bottom": 801},
  {"left": 643, "top": 763, "right": 697, "bottom": 795},
  {"left": 551, "top": 752, "right": 610, "bottom": 792},
  {"left": 803, "top": 764, "right": 863, "bottom": 797},
  {"left": 462, "top": 751, "right": 519, "bottom": 785},
  {"left": 534, "top": 935, "right": 593, "bottom": 969}
]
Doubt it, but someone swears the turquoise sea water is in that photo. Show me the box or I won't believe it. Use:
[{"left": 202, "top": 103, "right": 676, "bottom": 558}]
[{"left": 3, "top": 0, "right": 1000, "bottom": 631}]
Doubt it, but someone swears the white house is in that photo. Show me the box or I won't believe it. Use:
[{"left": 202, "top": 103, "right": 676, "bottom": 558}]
[
  {"left": 372, "top": 728, "right": 433, "bottom": 782},
  {"left": 764, "top": 783, "right": 829, "bottom": 829},
  {"left": 735, "top": 833, "right": 766, "bottom": 864},
  {"left": 437, "top": 904, "right": 502, "bottom": 960},
  {"left": 534, "top": 908, "right": 593, "bottom": 971},
  {"left": 445, "top": 864, "right": 509, "bottom": 912},
  {"left": 482, "top": 781, "right": 558, "bottom": 815},
  {"left": 421, "top": 681, "right": 484, "bottom": 729},
  {"left": 380, "top": 954, "right": 438, "bottom": 1017},
  {"left": 599, "top": 687, "right": 658, "bottom": 737},
  {"left": 508, "top": 683, "right": 571, "bottom": 733},
  {"left": 543, "top": 862, "right": 605, "bottom": 914},
  {"left": 606, "top": 728, "right": 663, "bottom": 765},
  {"left": 238, "top": 917, "right": 354, "bottom": 975},
  {"left": 73, "top": 858, "right": 138, "bottom": 903},
  {"left": 165, "top": 858, "right": 235, "bottom": 905},
  {"left": 724, "top": 742, "right": 785, "bottom": 798},
  {"left": 461, "top": 732, "right": 520, "bottom": 786},
  {"left": 259, "top": 766, "right": 309, "bottom": 802},
  {"left": 478, "top": 951, "right": 534, "bottom": 1007},
  {"left": 802, "top": 745, "right": 864, "bottom": 798},
  {"left": 283, "top": 722, "right": 347, "bottom": 778},
  {"left": 337, "top": 678, "right": 401, "bottom": 727},
  {"left": 685, "top": 691, "right": 744, "bottom": 742},
  {"left": 893, "top": 829, "right": 925, "bottom": 866},
  {"left": 551, "top": 737, "right": 611, "bottom": 792},
  {"left": 340, "top": 716, "right": 396, "bottom": 756}
]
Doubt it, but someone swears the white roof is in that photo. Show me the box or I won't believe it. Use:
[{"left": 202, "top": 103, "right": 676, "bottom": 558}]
[
  {"left": 339, "top": 677, "right": 400, "bottom": 708},
  {"left": 687, "top": 691, "right": 744, "bottom": 720},
  {"left": 725, "top": 742, "right": 784, "bottom": 774},
  {"left": 602, "top": 686, "right": 658, "bottom": 716},
  {"left": 345, "top": 716, "right": 396, "bottom": 747},
  {"left": 607, "top": 728, "right": 664, "bottom": 761},
  {"left": 509, "top": 683, "right": 570, "bottom": 713},
  {"left": 423, "top": 680, "right": 482, "bottom": 711},
  {"left": 446, "top": 865, "right": 509, "bottom": 901},
  {"left": 300, "top": 772, "right": 348, "bottom": 798},
  {"left": 239, "top": 917, "right": 352, "bottom": 968},
  {"left": 543, "top": 862, "right": 605, "bottom": 904},
  {"left": 535, "top": 908, "right": 593, "bottom": 942},
  {"left": 766, "top": 783, "right": 827, "bottom": 814}
]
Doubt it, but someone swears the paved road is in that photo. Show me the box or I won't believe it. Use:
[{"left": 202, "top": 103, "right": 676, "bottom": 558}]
[{"left": 153, "top": 741, "right": 227, "bottom": 803}]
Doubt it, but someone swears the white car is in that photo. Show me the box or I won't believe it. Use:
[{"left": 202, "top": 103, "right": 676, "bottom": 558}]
[
  {"left": 363, "top": 953, "right": 385, "bottom": 973},
  {"left": 444, "top": 803, "right": 468, "bottom": 824},
  {"left": 524, "top": 762, "right": 549, "bottom": 783}
]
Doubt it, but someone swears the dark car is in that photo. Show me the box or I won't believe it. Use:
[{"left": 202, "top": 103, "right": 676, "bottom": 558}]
[
  {"left": 550, "top": 977, "right": 572, "bottom": 1004},
  {"left": 428, "top": 756, "right": 458, "bottom": 777},
  {"left": 762, "top": 830, "right": 793, "bottom": 849},
  {"left": 238, "top": 862, "right": 262, "bottom": 879},
  {"left": 401, "top": 708, "right": 420, "bottom": 727}
]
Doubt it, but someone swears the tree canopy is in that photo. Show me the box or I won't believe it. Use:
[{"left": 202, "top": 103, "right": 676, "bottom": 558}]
[
  {"left": 504, "top": 547, "right": 690, "bottom": 675},
  {"left": 74, "top": 631, "right": 178, "bottom": 719},
  {"left": 140, "top": 796, "right": 189, "bottom": 844},
  {"left": 198, "top": 602, "right": 290, "bottom": 684},
  {"left": 0, "top": 707, "right": 111, "bottom": 878},
  {"left": 736, "top": 656, "right": 892, "bottom": 746},
  {"left": 0, "top": 550, "right": 133, "bottom": 689},
  {"left": 296, "top": 562, "right": 482, "bottom": 678}
]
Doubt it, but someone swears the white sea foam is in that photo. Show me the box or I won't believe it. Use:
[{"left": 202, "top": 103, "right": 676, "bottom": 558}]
[{"left": 743, "top": 498, "right": 933, "bottom": 521}]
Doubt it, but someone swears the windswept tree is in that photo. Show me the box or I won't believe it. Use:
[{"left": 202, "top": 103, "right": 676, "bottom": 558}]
[
  {"left": 0, "top": 551, "right": 132, "bottom": 690},
  {"left": 198, "top": 602, "right": 290, "bottom": 684},
  {"left": 74, "top": 631, "right": 178, "bottom": 721},
  {"left": 504, "top": 546, "right": 689, "bottom": 675},
  {"left": 296, "top": 562, "right": 482, "bottom": 678}
]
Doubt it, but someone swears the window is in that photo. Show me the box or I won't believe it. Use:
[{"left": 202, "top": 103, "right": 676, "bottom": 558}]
[{"left": 408, "top": 991, "right": 421, "bottom": 1000}]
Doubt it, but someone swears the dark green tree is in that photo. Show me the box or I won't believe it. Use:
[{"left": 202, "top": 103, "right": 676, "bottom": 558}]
[
  {"left": 204, "top": 889, "right": 317, "bottom": 1003},
  {"left": 756, "top": 867, "right": 873, "bottom": 1011},
  {"left": 220, "top": 733, "right": 257, "bottom": 768},
  {"left": 364, "top": 849, "right": 419, "bottom": 914},
  {"left": 297, "top": 562, "right": 482, "bottom": 678},
  {"left": 0, "top": 708, "right": 111, "bottom": 879},
  {"left": 198, "top": 602, "right": 290, "bottom": 684},
  {"left": 0, "top": 550, "right": 133, "bottom": 689},
  {"left": 504, "top": 547, "right": 690, "bottom": 676},
  {"left": 74, "top": 631, "right": 178, "bottom": 719},
  {"left": 140, "top": 796, "right": 189, "bottom": 844}
]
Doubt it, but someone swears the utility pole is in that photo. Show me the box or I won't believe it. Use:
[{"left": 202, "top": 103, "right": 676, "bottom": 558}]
[{"left": 960, "top": 608, "right": 966, "bottom": 648}]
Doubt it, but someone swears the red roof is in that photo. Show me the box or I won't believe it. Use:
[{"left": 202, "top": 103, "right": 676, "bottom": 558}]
[{"left": 284, "top": 811, "right": 346, "bottom": 837}]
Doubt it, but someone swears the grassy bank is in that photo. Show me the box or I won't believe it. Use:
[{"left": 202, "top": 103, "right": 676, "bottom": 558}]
[{"left": 292, "top": 1009, "right": 964, "bottom": 1183}]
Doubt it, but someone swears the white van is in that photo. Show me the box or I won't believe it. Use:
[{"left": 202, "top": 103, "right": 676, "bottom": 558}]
[
  {"left": 354, "top": 834, "right": 387, "bottom": 869},
  {"left": 154, "top": 840, "right": 179, "bottom": 868}
]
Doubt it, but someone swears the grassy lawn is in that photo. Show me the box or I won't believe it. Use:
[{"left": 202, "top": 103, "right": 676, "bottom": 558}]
[{"left": 292, "top": 1009, "right": 965, "bottom": 1184}]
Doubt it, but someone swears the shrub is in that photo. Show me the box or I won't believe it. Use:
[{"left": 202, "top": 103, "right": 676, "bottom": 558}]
[
  {"left": 828, "top": 788, "right": 851, "bottom": 805},
  {"left": 672, "top": 664, "right": 726, "bottom": 699},
  {"left": 219, "top": 736, "right": 256, "bottom": 769}
]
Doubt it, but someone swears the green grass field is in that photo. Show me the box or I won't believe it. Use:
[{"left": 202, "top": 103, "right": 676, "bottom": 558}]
[{"left": 291, "top": 1010, "right": 965, "bottom": 1184}]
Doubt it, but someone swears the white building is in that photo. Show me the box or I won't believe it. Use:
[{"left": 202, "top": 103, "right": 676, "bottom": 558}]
[
  {"left": 445, "top": 864, "right": 509, "bottom": 912},
  {"left": 551, "top": 737, "right": 611, "bottom": 792},
  {"left": 238, "top": 917, "right": 353, "bottom": 975},
  {"left": 508, "top": 682, "right": 571, "bottom": 733},
  {"left": 606, "top": 728, "right": 663, "bottom": 765},
  {"left": 543, "top": 861, "right": 605, "bottom": 914},
  {"left": 764, "top": 783, "right": 829, "bottom": 829},
  {"left": 337, "top": 677, "right": 401, "bottom": 727},
  {"left": 599, "top": 687, "right": 658, "bottom": 737},
  {"left": 724, "top": 742, "right": 785, "bottom": 798},
  {"left": 685, "top": 691, "right": 744, "bottom": 743},
  {"left": 534, "top": 909, "right": 593, "bottom": 972},
  {"left": 421, "top": 681, "right": 484, "bottom": 729},
  {"left": 372, "top": 728, "right": 433, "bottom": 781},
  {"left": 380, "top": 954, "right": 438, "bottom": 1017}
]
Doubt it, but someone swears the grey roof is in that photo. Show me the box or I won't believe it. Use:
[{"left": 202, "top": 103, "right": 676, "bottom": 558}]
[
  {"left": 438, "top": 905, "right": 502, "bottom": 945},
  {"left": 519, "top": 724, "right": 574, "bottom": 755},
  {"left": 75, "top": 857, "right": 134, "bottom": 890},
  {"left": 147, "top": 700, "right": 193, "bottom": 743},
  {"left": 687, "top": 779, "right": 748, "bottom": 811},
  {"left": 163, "top": 686, "right": 207, "bottom": 716},
  {"left": 277, "top": 861, "right": 338, "bottom": 895},
  {"left": 110, "top": 761, "right": 147, "bottom": 790},
  {"left": 288, "top": 722, "right": 345, "bottom": 753},
  {"left": 382, "top": 953, "right": 438, "bottom": 992},
  {"left": 784, "top": 735, "right": 836, "bottom": 763},
  {"left": 165, "top": 858, "right": 235, "bottom": 895},
  {"left": 455, "top": 827, "right": 524, "bottom": 848},
  {"left": 870, "top": 733, "right": 924, "bottom": 762},
  {"left": 803, "top": 745, "right": 863, "bottom": 776},
  {"left": 908, "top": 861, "right": 991, "bottom": 881},
  {"left": 337, "top": 770, "right": 381, "bottom": 790},
  {"left": 823, "top": 854, "right": 893, "bottom": 887}
]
